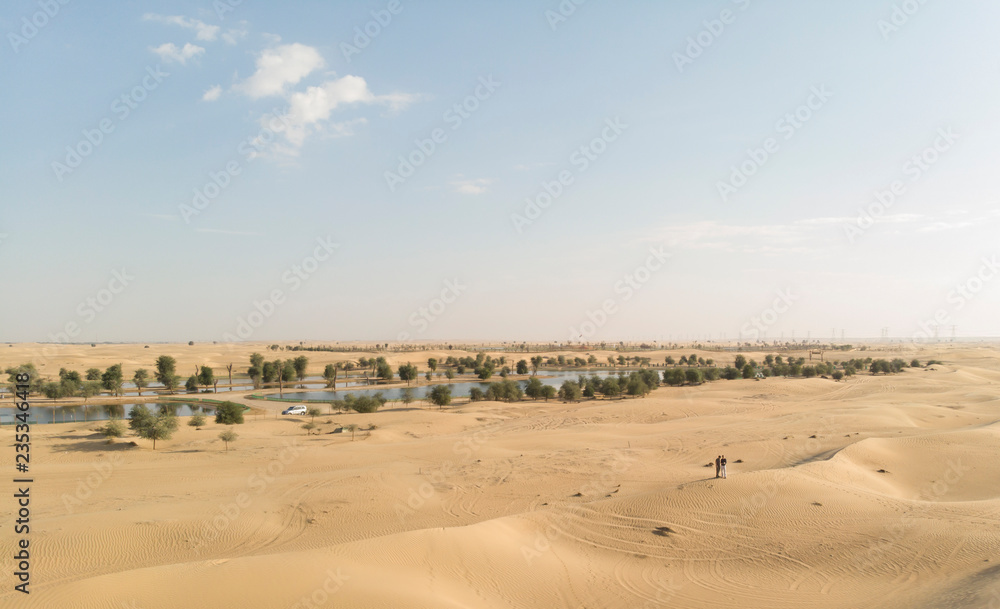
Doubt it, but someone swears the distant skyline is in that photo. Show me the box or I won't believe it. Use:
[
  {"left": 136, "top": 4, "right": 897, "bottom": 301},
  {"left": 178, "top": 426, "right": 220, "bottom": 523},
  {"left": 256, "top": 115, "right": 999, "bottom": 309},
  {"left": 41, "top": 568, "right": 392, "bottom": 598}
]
[{"left": 2, "top": 1, "right": 999, "bottom": 343}]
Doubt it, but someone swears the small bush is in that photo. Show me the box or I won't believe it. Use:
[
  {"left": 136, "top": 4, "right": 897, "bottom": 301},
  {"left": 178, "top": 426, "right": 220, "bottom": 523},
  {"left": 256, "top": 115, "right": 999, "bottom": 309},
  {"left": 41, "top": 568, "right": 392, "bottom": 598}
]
[
  {"left": 188, "top": 413, "right": 206, "bottom": 427},
  {"left": 102, "top": 420, "right": 125, "bottom": 439},
  {"left": 215, "top": 401, "right": 245, "bottom": 425}
]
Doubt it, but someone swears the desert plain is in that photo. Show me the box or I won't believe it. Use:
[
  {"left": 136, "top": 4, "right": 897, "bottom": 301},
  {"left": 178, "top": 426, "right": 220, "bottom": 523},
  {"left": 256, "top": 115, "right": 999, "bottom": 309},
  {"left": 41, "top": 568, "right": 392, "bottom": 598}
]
[{"left": 1, "top": 341, "right": 999, "bottom": 609}]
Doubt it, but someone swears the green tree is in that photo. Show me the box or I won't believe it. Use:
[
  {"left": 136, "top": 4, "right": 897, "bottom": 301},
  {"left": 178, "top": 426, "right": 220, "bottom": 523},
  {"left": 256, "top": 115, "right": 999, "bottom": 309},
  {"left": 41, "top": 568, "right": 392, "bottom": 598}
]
[
  {"left": 516, "top": 360, "right": 529, "bottom": 374},
  {"left": 402, "top": 387, "right": 415, "bottom": 406},
  {"left": 626, "top": 375, "right": 650, "bottom": 396},
  {"left": 665, "top": 356, "right": 675, "bottom": 366},
  {"left": 742, "top": 364, "right": 754, "bottom": 379},
  {"left": 469, "top": 387, "right": 485, "bottom": 402},
  {"left": 429, "top": 385, "right": 452, "bottom": 409},
  {"left": 398, "top": 363, "right": 418, "bottom": 385},
  {"left": 188, "top": 413, "right": 206, "bottom": 427},
  {"left": 185, "top": 375, "right": 199, "bottom": 393},
  {"left": 215, "top": 401, "right": 245, "bottom": 425},
  {"left": 129, "top": 404, "right": 153, "bottom": 431},
  {"left": 101, "top": 420, "right": 125, "bottom": 441},
  {"left": 307, "top": 407, "right": 322, "bottom": 423},
  {"left": 154, "top": 356, "right": 180, "bottom": 393},
  {"left": 344, "top": 423, "right": 358, "bottom": 441},
  {"left": 734, "top": 354, "right": 747, "bottom": 370},
  {"left": 101, "top": 364, "right": 124, "bottom": 397},
  {"left": 445, "top": 369, "right": 455, "bottom": 380},
  {"left": 559, "top": 380, "right": 582, "bottom": 402},
  {"left": 86, "top": 368, "right": 102, "bottom": 381},
  {"left": 134, "top": 412, "right": 178, "bottom": 450},
  {"left": 525, "top": 377, "right": 545, "bottom": 400},
  {"left": 323, "top": 363, "right": 339, "bottom": 388},
  {"left": 81, "top": 380, "right": 103, "bottom": 402},
  {"left": 664, "top": 368, "right": 685, "bottom": 386},
  {"left": 684, "top": 368, "right": 703, "bottom": 385},
  {"left": 376, "top": 360, "right": 393, "bottom": 381},
  {"left": 530, "top": 356, "right": 543, "bottom": 375},
  {"left": 600, "top": 377, "right": 621, "bottom": 399},
  {"left": 198, "top": 366, "right": 215, "bottom": 392},
  {"left": 292, "top": 356, "right": 309, "bottom": 382},
  {"left": 302, "top": 422, "right": 317, "bottom": 435},
  {"left": 722, "top": 366, "right": 740, "bottom": 380},
  {"left": 542, "top": 385, "right": 557, "bottom": 401},
  {"left": 427, "top": 358, "right": 438, "bottom": 372},
  {"left": 133, "top": 369, "right": 150, "bottom": 396},
  {"left": 219, "top": 428, "right": 238, "bottom": 451}
]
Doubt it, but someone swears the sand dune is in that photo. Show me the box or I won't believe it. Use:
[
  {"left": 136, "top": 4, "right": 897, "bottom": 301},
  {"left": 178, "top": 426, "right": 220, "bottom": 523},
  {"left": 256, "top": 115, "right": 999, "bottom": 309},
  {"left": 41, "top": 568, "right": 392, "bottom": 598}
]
[{"left": 1, "top": 344, "right": 999, "bottom": 608}]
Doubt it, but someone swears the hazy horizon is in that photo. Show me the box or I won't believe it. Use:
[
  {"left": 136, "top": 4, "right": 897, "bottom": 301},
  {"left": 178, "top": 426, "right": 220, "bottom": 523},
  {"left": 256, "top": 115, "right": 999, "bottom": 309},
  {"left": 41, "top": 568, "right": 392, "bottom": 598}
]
[{"left": 3, "top": 1, "right": 999, "bottom": 343}]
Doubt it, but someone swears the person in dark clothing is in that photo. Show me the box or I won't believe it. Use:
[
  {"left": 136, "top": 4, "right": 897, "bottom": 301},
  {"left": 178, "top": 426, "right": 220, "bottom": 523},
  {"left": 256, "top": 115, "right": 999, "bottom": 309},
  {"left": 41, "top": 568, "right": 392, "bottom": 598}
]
[{"left": 715, "top": 455, "right": 721, "bottom": 478}]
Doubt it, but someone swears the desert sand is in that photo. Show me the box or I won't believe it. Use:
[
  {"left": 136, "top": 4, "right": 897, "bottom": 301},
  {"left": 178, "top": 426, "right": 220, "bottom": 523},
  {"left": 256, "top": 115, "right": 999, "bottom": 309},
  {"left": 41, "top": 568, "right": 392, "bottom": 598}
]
[{"left": 1, "top": 343, "right": 999, "bottom": 608}]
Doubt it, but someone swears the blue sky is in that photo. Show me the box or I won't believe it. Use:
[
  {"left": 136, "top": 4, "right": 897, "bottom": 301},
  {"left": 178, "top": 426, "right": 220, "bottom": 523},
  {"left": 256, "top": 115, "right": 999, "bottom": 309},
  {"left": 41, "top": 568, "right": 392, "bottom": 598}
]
[{"left": 1, "top": 0, "right": 999, "bottom": 343}]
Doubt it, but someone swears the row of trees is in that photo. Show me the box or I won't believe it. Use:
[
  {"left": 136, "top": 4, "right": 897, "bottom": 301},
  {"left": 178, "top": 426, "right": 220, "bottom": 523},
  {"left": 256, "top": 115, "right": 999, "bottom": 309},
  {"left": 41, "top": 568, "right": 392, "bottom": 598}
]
[{"left": 107, "top": 401, "right": 244, "bottom": 450}]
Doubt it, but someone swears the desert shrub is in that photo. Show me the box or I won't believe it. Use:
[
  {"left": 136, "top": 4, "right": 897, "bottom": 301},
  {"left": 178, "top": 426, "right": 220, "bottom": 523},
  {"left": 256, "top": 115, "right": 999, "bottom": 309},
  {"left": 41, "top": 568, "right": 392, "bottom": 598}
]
[{"left": 215, "top": 401, "right": 245, "bottom": 425}]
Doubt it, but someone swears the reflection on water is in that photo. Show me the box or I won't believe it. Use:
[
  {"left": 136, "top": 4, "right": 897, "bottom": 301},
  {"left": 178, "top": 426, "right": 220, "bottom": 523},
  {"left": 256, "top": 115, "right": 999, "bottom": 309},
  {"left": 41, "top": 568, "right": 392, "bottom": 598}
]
[{"left": 0, "top": 402, "right": 211, "bottom": 425}]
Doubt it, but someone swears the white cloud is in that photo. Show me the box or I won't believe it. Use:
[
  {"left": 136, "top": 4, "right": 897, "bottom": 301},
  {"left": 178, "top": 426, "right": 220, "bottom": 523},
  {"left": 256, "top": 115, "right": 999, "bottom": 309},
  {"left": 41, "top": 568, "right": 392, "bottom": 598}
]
[
  {"left": 143, "top": 14, "right": 220, "bottom": 41},
  {"left": 451, "top": 178, "right": 493, "bottom": 195},
  {"left": 150, "top": 42, "right": 205, "bottom": 65},
  {"left": 262, "top": 75, "right": 416, "bottom": 151},
  {"left": 222, "top": 26, "right": 248, "bottom": 45},
  {"left": 236, "top": 43, "right": 325, "bottom": 98},
  {"left": 202, "top": 85, "right": 222, "bottom": 101}
]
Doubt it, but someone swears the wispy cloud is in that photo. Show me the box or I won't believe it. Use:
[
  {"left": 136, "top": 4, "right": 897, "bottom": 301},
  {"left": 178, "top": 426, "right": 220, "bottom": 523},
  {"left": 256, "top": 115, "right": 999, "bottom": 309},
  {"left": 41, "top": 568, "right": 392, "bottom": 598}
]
[
  {"left": 450, "top": 178, "right": 493, "bottom": 195},
  {"left": 143, "top": 14, "right": 220, "bottom": 41},
  {"left": 202, "top": 85, "right": 222, "bottom": 102},
  {"left": 150, "top": 42, "right": 205, "bottom": 65}
]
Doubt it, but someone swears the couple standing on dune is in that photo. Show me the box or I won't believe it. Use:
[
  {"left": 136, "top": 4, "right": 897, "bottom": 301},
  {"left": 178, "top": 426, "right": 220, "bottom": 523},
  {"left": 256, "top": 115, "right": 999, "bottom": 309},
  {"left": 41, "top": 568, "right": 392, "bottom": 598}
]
[{"left": 715, "top": 455, "right": 727, "bottom": 478}]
